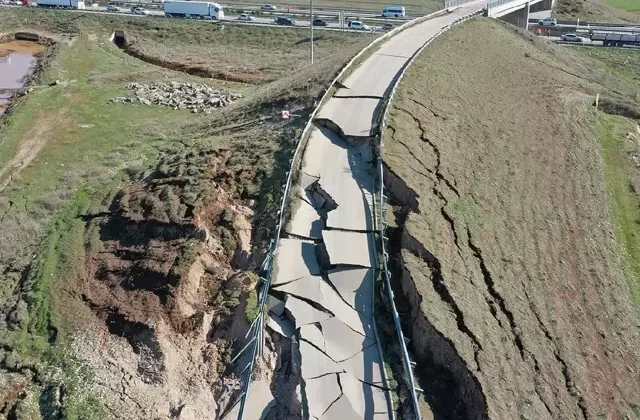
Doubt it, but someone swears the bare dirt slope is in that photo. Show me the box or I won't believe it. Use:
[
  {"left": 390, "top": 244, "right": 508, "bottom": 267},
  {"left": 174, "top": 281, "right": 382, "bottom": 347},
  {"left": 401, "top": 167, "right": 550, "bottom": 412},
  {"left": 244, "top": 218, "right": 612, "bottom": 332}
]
[
  {"left": 384, "top": 18, "right": 640, "bottom": 420},
  {"left": 0, "top": 14, "right": 368, "bottom": 418}
]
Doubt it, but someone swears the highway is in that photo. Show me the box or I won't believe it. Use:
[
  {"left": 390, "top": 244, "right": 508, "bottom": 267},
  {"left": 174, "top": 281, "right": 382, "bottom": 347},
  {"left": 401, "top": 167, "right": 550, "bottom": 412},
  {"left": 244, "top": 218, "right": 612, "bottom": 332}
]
[
  {"left": 0, "top": 1, "right": 410, "bottom": 31},
  {"left": 229, "top": 1, "right": 488, "bottom": 419}
]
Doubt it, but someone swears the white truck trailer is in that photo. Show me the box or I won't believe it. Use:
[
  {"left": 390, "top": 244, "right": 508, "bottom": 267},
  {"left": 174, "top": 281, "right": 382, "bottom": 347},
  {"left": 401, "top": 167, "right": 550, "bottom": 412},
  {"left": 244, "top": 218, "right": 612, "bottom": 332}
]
[
  {"left": 163, "top": 1, "right": 224, "bottom": 19},
  {"left": 36, "top": 0, "right": 84, "bottom": 9}
]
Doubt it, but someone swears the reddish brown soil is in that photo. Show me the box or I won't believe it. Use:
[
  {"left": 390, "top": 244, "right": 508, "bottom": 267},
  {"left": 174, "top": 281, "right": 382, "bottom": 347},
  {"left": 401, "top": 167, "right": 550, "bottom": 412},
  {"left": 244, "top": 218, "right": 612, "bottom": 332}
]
[{"left": 384, "top": 18, "right": 640, "bottom": 420}]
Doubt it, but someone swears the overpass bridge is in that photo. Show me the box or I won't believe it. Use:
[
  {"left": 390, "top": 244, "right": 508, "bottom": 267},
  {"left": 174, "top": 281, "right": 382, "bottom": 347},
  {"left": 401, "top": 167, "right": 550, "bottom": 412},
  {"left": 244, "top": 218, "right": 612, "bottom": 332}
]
[{"left": 485, "top": 0, "right": 555, "bottom": 28}]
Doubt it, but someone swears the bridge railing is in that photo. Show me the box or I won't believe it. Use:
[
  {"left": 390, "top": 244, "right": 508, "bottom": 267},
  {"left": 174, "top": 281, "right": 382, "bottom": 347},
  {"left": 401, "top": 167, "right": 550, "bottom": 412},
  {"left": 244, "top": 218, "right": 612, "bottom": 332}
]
[
  {"left": 444, "top": 0, "right": 483, "bottom": 9},
  {"left": 487, "top": 0, "right": 524, "bottom": 14}
]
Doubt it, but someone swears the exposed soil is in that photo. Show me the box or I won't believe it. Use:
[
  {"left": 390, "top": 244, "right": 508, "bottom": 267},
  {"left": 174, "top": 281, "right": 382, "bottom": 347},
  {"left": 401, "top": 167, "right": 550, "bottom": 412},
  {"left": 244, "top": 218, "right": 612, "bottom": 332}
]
[
  {"left": 63, "top": 43, "right": 367, "bottom": 418},
  {"left": 384, "top": 18, "right": 640, "bottom": 420},
  {"left": 73, "top": 148, "right": 265, "bottom": 418},
  {"left": 0, "top": 115, "right": 61, "bottom": 193},
  {"left": 119, "top": 39, "right": 269, "bottom": 84},
  {"left": 0, "top": 40, "right": 47, "bottom": 55}
]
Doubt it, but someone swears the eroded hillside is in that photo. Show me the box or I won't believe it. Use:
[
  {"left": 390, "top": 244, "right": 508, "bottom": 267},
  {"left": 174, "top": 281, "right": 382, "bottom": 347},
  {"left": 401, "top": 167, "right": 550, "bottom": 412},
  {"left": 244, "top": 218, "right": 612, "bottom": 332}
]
[
  {"left": 384, "top": 18, "right": 640, "bottom": 420},
  {"left": 0, "top": 8, "right": 371, "bottom": 417}
]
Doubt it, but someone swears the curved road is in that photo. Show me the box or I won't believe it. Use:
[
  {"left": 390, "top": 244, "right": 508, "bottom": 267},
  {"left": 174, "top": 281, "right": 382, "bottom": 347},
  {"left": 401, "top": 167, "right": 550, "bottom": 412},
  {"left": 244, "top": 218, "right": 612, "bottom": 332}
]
[{"left": 238, "top": 2, "right": 487, "bottom": 419}]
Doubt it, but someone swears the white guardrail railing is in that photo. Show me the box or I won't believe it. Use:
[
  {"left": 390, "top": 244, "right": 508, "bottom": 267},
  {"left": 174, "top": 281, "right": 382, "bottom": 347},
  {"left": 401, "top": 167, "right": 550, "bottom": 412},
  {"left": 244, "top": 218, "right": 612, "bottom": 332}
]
[
  {"left": 444, "top": 0, "right": 483, "bottom": 9},
  {"left": 226, "top": 6, "right": 483, "bottom": 420},
  {"left": 486, "top": 0, "right": 519, "bottom": 13},
  {"left": 376, "top": 8, "right": 483, "bottom": 420},
  {"left": 225, "top": 7, "right": 448, "bottom": 419}
]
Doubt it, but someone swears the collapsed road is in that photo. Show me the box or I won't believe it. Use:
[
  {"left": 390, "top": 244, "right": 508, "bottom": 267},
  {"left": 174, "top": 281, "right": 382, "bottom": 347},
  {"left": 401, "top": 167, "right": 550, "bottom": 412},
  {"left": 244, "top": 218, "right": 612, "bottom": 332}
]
[{"left": 236, "top": 1, "right": 488, "bottom": 418}]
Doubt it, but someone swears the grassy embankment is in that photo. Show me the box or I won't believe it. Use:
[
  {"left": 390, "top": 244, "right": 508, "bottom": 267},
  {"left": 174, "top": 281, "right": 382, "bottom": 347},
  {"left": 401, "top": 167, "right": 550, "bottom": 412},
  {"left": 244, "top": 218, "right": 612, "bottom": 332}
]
[
  {"left": 597, "top": 0, "right": 640, "bottom": 14},
  {"left": 0, "top": 8, "right": 370, "bottom": 416},
  {"left": 555, "top": 0, "right": 640, "bottom": 22},
  {"left": 586, "top": 47, "right": 640, "bottom": 304},
  {"left": 384, "top": 17, "right": 640, "bottom": 419}
]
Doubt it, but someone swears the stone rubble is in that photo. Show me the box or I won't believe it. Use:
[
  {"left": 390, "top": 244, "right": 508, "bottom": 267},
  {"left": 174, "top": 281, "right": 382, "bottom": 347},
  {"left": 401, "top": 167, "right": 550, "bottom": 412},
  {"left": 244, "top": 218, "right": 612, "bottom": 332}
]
[{"left": 109, "top": 81, "right": 241, "bottom": 113}]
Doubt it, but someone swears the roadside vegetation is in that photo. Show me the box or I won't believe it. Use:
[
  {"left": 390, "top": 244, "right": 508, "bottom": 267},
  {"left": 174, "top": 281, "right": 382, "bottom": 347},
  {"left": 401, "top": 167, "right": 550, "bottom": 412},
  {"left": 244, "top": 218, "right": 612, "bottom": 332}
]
[
  {"left": 596, "top": 114, "right": 640, "bottom": 304},
  {"left": 0, "top": 7, "right": 370, "bottom": 417},
  {"left": 555, "top": 0, "right": 640, "bottom": 22}
]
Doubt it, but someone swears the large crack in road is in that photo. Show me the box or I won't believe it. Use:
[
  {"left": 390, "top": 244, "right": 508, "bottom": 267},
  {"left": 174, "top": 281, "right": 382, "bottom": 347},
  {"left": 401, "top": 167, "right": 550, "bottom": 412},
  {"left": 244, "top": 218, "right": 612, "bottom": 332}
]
[{"left": 240, "top": 3, "right": 490, "bottom": 418}]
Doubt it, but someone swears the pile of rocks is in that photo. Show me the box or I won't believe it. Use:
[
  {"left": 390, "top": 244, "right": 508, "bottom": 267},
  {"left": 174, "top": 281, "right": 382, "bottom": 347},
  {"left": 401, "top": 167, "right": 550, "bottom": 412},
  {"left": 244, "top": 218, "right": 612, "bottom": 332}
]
[{"left": 110, "top": 82, "right": 241, "bottom": 113}]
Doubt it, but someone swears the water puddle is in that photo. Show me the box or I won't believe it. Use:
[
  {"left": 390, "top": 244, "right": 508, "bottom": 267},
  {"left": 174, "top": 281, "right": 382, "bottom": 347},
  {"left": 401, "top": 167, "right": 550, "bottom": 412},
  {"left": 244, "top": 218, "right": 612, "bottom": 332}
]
[{"left": 0, "top": 40, "right": 46, "bottom": 116}]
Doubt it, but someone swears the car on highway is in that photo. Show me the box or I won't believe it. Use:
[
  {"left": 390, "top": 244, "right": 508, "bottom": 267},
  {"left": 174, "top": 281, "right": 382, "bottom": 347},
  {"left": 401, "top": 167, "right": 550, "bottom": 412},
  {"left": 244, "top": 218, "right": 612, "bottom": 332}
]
[
  {"left": 382, "top": 23, "right": 394, "bottom": 31},
  {"left": 260, "top": 4, "right": 276, "bottom": 10},
  {"left": 560, "top": 33, "right": 582, "bottom": 42},
  {"left": 106, "top": 4, "right": 120, "bottom": 12},
  {"left": 348, "top": 20, "right": 370, "bottom": 31},
  {"left": 312, "top": 18, "right": 327, "bottom": 26},
  {"left": 133, "top": 7, "right": 149, "bottom": 15},
  {"left": 151, "top": 0, "right": 164, "bottom": 3},
  {"left": 538, "top": 17, "right": 557, "bottom": 26},
  {"left": 382, "top": 5, "right": 405, "bottom": 17},
  {"left": 275, "top": 16, "right": 295, "bottom": 25},
  {"left": 238, "top": 13, "right": 254, "bottom": 21}
]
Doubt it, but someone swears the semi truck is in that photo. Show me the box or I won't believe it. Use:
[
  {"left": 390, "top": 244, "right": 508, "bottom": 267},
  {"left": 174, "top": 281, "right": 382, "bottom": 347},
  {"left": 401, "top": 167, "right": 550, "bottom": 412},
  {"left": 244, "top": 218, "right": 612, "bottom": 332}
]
[
  {"left": 163, "top": 1, "right": 224, "bottom": 19},
  {"left": 36, "top": 0, "right": 84, "bottom": 9},
  {"left": 590, "top": 32, "right": 640, "bottom": 47}
]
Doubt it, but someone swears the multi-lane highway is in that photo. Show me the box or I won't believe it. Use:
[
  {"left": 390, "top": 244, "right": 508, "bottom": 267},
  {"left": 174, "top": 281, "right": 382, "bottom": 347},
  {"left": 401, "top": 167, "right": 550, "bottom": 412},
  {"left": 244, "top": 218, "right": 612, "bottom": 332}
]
[{"left": 0, "top": 1, "right": 409, "bottom": 31}]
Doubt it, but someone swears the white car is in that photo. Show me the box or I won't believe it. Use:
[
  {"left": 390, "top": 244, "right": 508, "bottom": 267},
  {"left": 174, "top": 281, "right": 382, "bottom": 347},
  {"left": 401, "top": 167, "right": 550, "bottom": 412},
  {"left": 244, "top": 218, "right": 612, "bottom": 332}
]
[
  {"left": 348, "top": 21, "right": 370, "bottom": 31},
  {"left": 106, "top": 4, "right": 120, "bottom": 12},
  {"left": 560, "top": 33, "right": 582, "bottom": 42},
  {"left": 261, "top": 4, "right": 276, "bottom": 10},
  {"left": 237, "top": 13, "right": 254, "bottom": 21},
  {"left": 538, "top": 17, "right": 557, "bottom": 26},
  {"left": 151, "top": 0, "right": 164, "bottom": 3},
  {"left": 133, "top": 7, "right": 148, "bottom": 14}
]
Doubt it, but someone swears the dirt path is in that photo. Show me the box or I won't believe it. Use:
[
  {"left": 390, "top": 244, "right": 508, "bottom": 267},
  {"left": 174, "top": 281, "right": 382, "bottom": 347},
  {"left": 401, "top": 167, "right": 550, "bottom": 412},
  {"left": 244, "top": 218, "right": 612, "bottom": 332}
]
[{"left": 0, "top": 120, "right": 51, "bottom": 193}]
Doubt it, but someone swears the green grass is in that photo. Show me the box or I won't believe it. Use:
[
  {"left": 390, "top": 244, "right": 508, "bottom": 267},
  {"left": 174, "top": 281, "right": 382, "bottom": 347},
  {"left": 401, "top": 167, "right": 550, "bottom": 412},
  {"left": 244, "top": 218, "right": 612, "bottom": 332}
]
[
  {"left": 2, "top": 189, "right": 107, "bottom": 419},
  {"left": 597, "top": 113, "right": 640, "bottom": 306},
  {"left": 0, "top": 3, "right": 369, "bottom": 414},
  {"left": 576, "top": 47, "right": 640, "bottom": 91},
  {"left": 0, "top": 34, "right": 211, "bottom": 266},
  {"left": 0, "top": 30, "right": 224, "bottom": 417},
  {"left": 598, "top": 0, "right": 640, "bottom": 13},
  {"left": 0, "top": 7, "right": 373, "bottom": 83},
  {"left": 245, "top": 288, "right": 260, "bottom": 323}
]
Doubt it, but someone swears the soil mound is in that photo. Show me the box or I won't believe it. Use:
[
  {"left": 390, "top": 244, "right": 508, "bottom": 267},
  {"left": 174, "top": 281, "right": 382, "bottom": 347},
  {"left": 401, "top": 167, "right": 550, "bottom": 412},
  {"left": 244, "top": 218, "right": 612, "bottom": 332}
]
[{"left": 384, "top": 18, "right": 640, "bottom": 420}]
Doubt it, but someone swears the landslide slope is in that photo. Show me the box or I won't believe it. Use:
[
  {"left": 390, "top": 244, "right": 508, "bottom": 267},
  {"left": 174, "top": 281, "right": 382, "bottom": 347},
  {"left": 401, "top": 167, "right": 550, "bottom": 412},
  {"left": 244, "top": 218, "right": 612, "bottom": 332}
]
[
  {"left": 384, "top": 18, "right": 640, "bottom": 420},
  {"left": 0, "top": 10, "right": 370, "bottom": 418}
]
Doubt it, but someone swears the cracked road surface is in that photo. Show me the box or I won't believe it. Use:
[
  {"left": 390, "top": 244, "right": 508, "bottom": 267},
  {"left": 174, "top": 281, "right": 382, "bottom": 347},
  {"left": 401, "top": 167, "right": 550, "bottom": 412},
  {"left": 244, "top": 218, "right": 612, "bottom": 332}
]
[{"left": 247, "top": 2, "right": 486, "bottom": 418}]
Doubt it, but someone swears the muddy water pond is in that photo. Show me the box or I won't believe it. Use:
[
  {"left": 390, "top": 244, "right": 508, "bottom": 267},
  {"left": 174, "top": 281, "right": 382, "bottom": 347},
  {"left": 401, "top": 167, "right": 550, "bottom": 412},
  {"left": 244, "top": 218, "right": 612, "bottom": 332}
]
[{"left": 0, "top": 40, "right": 46, "bottom": 116}]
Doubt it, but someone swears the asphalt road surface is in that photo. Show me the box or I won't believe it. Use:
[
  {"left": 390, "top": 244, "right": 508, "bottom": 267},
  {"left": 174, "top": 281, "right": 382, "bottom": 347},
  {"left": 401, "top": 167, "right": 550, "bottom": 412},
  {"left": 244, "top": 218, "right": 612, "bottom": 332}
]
[{"left": 232, "top": 1, "right": 489, "bottom": 419}]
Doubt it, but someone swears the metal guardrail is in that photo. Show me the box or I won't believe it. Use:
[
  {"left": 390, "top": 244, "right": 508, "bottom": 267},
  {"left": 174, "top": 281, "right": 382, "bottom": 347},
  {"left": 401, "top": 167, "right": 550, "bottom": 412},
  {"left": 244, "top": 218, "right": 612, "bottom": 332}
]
[
  {"left": 376, "top": 9, "right": 483, "bottom": 420},
  {"left": 487, "top": 0, "right": 527, "bottom": 13},
  {"left": 225, "top": 7, "right": 452, "bottom": 420},
  {"left": 443, "top": 0, "right": 479, "bottom": 9}
]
